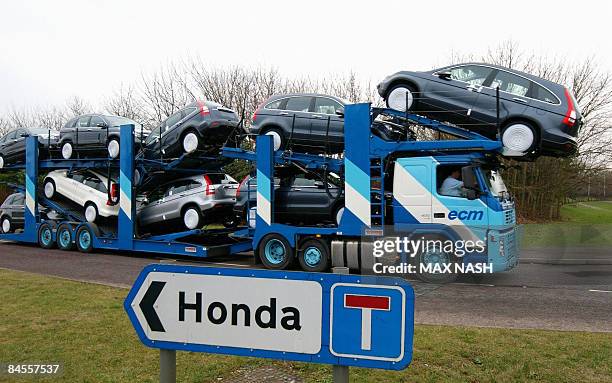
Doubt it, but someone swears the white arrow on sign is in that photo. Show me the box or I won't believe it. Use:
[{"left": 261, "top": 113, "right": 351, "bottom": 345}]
[{"left": 130, "top": 272, "right": 323, "bottom": 354}]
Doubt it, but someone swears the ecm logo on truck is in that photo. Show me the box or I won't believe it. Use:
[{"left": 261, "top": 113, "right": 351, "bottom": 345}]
[
  {"left": 448, "top": 210, "right": 485, "bottom": 221},
  {"left": 125, "top": 264, "right": 415, "bottom": 371}
]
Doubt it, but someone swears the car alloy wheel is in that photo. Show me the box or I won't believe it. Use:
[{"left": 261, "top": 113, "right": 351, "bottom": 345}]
[
  {"left": 44, "top": 180, "right": 55, "bottom": 199},
  {"left": 85, "top": 204, "right": 98, "bottom": 223},
  {"left": 61, "top": 142, "right": 73, "bottom": 159},
  {"left": 264, "top": 130, "right": 283, "bottom": 151},
  {"left": 183, "top": 207, "right": 200, "bottom": 230},
  {"left": 1, "top": 217, "right": 11, "bottom": 233},
  {"left": 502, "top": 123, "right": 535, "bottom": 153},
  {"left": 387, "top": 86, "right": 415, "bottom": 112},
  {"left": 0, "top": 155, "right": 4, "bottom": 169},
  {"left": 182, "top": 132, "right": 199, "bottom": 153},
  {"left": 107, "top": 139, "right": 120, "bottom": 159},
  {"left": 335, "top": 206, "right": 345, "bottom": 226}
]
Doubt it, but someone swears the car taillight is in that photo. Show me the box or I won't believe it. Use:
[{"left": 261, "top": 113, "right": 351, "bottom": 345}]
[
  {"left": 107, "top": 183, "right": 119, "bottom": 205},
  {"left": 198, "top": 101, "right": 210, "bottom": 117},
  {"left": 204, "top": 175, "right": 215, "bottom": 195},
  {"left": 562, "top": 87, "right": 577, "bottom": 127},
  {"left": 252, "top": 102, "right": 264, "bottom": 123},
  {"left": 236, "top": 175, "right": 249, "bottom": 198}
]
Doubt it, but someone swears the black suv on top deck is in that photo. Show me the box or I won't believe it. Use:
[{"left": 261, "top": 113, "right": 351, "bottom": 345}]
[
  {"left": 58, "top": 114, "right": 149, "bottom": 159},
  {"left": 249, "top": 93, "right": 407, "bottom": 153},
  {"left": 141, "top": 101, "right": 240, "bottom": 160},
  {"left": 377, "top": 63, "right": 582, "bottom": 157}
]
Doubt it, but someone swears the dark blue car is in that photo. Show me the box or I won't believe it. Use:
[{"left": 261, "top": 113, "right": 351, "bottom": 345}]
[{"left": 377, "top": 63, "right": 582, "bottom": 157}]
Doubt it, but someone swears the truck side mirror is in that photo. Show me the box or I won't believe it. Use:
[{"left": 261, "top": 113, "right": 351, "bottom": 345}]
[{"left": 461, "top": 166, "right": 480, "bottom": 191}]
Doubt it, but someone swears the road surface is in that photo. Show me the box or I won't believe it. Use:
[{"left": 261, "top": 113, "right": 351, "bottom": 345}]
[{"left": 1, "top": 241, "right": 610, "bottom": 332}]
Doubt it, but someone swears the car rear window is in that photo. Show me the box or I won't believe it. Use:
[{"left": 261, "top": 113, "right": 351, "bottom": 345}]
[
  {"left": 206, "top": 174, "right": 225, "bottom": 184},
  {"left": 531, "top": 84, "right": 559, "bottom": 104}
]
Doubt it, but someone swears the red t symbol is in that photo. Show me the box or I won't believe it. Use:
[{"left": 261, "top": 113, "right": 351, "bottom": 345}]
[{"left": 344, "top": 294, "right": 391, "bottom": 350}]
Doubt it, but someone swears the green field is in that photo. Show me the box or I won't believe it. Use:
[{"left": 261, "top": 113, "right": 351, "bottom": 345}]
[
  {"left": 521, "top": 201, "right": 612, "bottom": 247},
  {"left": 1, "top": 269, "right": 610, "bottom": 383}
]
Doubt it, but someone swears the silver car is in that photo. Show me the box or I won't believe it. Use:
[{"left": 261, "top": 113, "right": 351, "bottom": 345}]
[{"left": 137, "top": 173, "right": 238, "bottom": 230}]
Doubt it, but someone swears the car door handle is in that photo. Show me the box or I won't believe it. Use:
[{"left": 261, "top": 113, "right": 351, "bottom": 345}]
[
  {"left": 466, "top": 84, "right": 482, "bottom": 92},
  {"left": 513, "top": 97, "right": 527, "bottom": 103},
  {"left": 292, "top": 188, "right": 302, "bottom": 191},
  {"left": 279, "top": 112, "right": 290, "bottom": 116}
]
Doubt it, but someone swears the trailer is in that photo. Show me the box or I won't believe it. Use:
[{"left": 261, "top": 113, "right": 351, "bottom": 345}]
[{"left": 0, "top": 103, "right": 519, "bottom": 281}]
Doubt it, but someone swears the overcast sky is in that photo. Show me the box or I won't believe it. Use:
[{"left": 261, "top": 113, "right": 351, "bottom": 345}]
[{"left": 1, "top": 0, "right": 611, "bottom": 112}]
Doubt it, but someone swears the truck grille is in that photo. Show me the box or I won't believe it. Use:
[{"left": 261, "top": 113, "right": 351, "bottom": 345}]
[{"left": 504, "top": 209, "right": 515, "bottom": 225}]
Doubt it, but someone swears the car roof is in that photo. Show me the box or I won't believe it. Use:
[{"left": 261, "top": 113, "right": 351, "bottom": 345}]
[
  {"left": 266, "top": 93, "right": 345, "bottom": 103},
  {"left": 435, "top": 62, "right": 563, "bottom": 89}
]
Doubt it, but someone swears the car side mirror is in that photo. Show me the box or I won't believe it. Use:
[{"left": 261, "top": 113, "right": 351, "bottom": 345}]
[
  {"left": 462, "top": 165, "right": 480, "bottom": 191},
  {"left": 97, "top": 123, "right": 108, "bottom": 128},
  {"left": 20, "top": 133, "right": 30, "bottom": 138},
  {"left": 314, "top": 180, "right": 325, "bottom": 188},
  {"left": 466, "top": 189, "right": 478, "bottom": 200},
  {"left": 335, "top": 109, "right": 344, "bottom": 117},
  {"left": 437, "top": 71, "right": 452, "bottom": 80}
]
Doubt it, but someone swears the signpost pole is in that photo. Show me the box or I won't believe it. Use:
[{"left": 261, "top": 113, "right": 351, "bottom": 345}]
[
  {"left": 332, "top": 266, "right": 350, "bottom": 383},
  {"left": 160, "top": 349, "right": 176, "bottom": 383}
]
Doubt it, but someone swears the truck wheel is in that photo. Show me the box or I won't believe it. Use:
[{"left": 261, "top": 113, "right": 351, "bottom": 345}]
[
  {"left": 386, "top": 83, "right": 418, "bottom": 112},
  {"left": 43, "top": 179, "right": 56, "bottom": 199},
  {"left": 258, "top": 234, "right": 293, "bottom": 270},
  {"left": 76, "top": 226, "right": 94, "bottom": 253},
  {"left": 501, "top": 122, "right": 536, "bottom": 154},
  {"left": 61, "top": 142, "right": 74, "bottom": 159},
  {"left": 56, "top": 224, "right": 74, "bottom": 251},
  {"left": 107, "top": 138, "right": 120, "bottom": 159},
  {"left": 298, "top": 238, "right": 330, "bottom": 272},
  {"left": 1, "top": 216, "right": 12, "bottom": 233},
  {"left": 38, "top": 223, "right": 55, "bottom": 249},
  {"left": 414, "top": 237, "right": 458, "bottom": 283}
]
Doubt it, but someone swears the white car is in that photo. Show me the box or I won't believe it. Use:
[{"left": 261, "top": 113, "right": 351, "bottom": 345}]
[{"left": 43, "top": 170, "right": 119, "bottom": 223}]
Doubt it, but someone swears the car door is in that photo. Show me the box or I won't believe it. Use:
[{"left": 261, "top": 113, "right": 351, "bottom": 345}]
[
  {"left": 12, "top": 194, "right": 25, "bottom": 223},
  {"left": 81, "top": 173, "right": 107, "bottom": 206},
  {"left": 285, "top": 174, "right": 331, "bottom": 219},
  {"left": 138, "top": 185, "right": 166, "bottom": 225},
  {"left": 311, "top": 97, "right": 344, "bottom": 145},
  {"left": 89, "top": 115, "right": 109, "bottom": 147},
  {"left": 74, "top": 116, "right": 95, "bottom": 146},
  {"left": 2, "top": 130, "right": 20, "bottom": 161},
  {"left": 424, "top": 64, "right": 496, "bottom": 126},
  {"left": 160, "top": 110, "right": 185, "bottom": 153},
  {"left": 67, "top": 173, "right": 87, "bottom": 205},
  {"left": 282, "top": 96, "right": 316, "bottom": 141},
  {"left": 471, "top": 69, "right": 531, "bottom": 134}
]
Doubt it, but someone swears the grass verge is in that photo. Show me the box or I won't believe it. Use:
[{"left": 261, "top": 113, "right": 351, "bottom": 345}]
[{"left": 0, "top": 269, "right": 610, "bottom": 383}]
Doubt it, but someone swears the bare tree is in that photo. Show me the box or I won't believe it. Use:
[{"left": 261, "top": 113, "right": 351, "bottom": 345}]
[{"left": 104, "top": 84, "right": 145, "bottom": 123}]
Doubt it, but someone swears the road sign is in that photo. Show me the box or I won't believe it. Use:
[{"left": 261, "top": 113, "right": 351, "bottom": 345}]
[{"left": 125, "top": 264, "right": 415, "bottom": 370}]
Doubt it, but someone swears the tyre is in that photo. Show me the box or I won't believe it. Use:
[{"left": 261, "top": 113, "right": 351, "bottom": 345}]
[
  {"left": 84, "top": 203, "right": 99, "bottom": 223},
  {"left": 56, "top": 224, "right": 74, "bottom": 251},
  {"left": 61, "top": 141, "right": 74, "bottom": 160},
  {"left": 182, "top": 205, "right": 201, "bottom": 230},
  {"left": 107, "top": 138, "right": 120, "bottom": 159},
  {"left": 501, "top": 122, "right": 536, "bottom": 154},
  {"left": 222, "top": 215, "right": 239, "bottom": 228},
  {"left": 38, "top": 223, "right": 55, "bottom": 249},
  {"left": 43, "top": 178, "right": 56, "bottom": 199},
  {"left": 0, "top": 154, "right": 5, "bottom": 169},
  {"left": 385, "top": 83, "right": 418, "bottom": 112},
  {"left": 414, "top": 236, "right": 458, "bottom": 283},
  {"left": 262, "top": 128, "right": 284, "bottom": 151},
  {"left": 258, "top": 234, "right": 293, "bottom": 270},
  {"left": 333, "top": 206, "right": 345, "bottom": 226},
  {"left": 1, "top": 216, "right": 12, "bottom": 234},
  {"left": 76, "top": 226, "right": 94, "bottom": 253},
  {"left": 298, "top": 238, "right": 331, "bottom": 272},
  {"left": 182, "top": 131, "right": 200, "bottom": 154}
]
